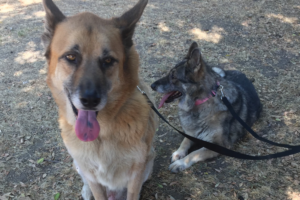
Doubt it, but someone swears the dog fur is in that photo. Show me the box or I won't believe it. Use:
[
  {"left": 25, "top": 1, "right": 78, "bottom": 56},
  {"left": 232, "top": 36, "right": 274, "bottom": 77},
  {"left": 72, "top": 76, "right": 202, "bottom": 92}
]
[
  {"left": 42, "top": 0, "right": 158, "bottom": 199},
  {"left": 151, "top": 42, "right": 261, "bottom": 173}
]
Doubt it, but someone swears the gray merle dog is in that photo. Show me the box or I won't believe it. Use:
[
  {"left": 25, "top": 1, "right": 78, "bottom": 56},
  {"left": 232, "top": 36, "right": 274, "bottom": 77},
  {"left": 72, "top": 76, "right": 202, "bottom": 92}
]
[{"left": 151, "top": 42, "right": 262, "bottom": 173}]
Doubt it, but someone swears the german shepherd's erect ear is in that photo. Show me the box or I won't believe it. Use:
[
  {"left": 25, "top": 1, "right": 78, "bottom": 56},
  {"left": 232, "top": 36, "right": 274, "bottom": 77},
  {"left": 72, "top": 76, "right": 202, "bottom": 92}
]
[
  {"left": 186, "top": 42, "right": 202, "bottom": 72},
  {"left": 115, "top": 0, "right": 148, "bottom": 49},
  {"left": 41, "top": 0, "right": 65, "bottom": 51},
  {"left": 41, "top": 0, "right": 147, "bottom": 53}
]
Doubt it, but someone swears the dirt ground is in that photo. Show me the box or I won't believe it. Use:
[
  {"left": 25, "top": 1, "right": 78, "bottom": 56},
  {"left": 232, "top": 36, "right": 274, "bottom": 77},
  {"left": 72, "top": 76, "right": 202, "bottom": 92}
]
[{"left": 0, "top": 0, "right": 300, "bottom": 199}]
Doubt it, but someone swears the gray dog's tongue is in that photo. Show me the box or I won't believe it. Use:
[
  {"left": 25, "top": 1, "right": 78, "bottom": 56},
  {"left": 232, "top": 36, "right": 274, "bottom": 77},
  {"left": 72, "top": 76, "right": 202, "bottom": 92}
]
[
  {"left": 75, "top": 110, "right": 100, "bottom": 142},
  {"left": 158, "top": 91, "right": 176, "bottom": 109}
]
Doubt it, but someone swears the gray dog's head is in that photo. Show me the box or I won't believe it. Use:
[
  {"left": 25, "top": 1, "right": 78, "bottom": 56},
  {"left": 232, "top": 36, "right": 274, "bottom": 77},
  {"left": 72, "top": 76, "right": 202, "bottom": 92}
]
[{"left": 151, "top": 42, "right": 220, "bottom": 111}]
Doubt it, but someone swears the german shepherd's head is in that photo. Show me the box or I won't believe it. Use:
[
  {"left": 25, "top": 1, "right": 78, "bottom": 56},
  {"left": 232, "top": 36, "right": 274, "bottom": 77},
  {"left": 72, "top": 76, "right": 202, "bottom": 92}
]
[
  {"left": 42, "top": 0, "right": 148, "bottom": 141},
  {"left": 151, "top": 42, "right": 224, "bottom": 111}
]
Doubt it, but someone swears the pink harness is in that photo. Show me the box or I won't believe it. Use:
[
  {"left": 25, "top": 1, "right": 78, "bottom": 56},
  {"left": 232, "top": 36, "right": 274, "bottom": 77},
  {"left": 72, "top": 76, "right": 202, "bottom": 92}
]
[{"left": 195, "top": 82, "right": 220, "bottom": 106}]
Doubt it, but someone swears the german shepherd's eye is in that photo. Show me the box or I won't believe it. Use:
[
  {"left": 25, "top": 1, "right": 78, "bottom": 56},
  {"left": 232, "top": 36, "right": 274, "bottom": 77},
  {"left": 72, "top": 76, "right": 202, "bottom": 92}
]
[
  {"left": 66, "top": 54, "right": 76, "bottom": 62},
  {"left": 102, "top": 57, "right": 116, "bottom": 67},
  {"left": 104, "top": 58, "right": 112, "bottom": 64}
]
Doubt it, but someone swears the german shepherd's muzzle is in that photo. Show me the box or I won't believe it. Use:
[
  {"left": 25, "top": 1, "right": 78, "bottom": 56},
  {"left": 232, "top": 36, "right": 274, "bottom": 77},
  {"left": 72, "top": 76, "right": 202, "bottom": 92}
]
[{"left": 65, "top": 49, "right": 113, "bottom": 142}]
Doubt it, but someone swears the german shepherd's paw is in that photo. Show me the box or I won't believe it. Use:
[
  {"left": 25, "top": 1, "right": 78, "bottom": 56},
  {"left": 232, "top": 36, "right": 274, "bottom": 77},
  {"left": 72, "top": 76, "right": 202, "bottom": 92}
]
[
  {"left": 170, "top": 149, "right": 187, "bottom": 163},
  {"left": 169, "top": 159, "right": 190, "bottom": 173},
  {"left": 81, "top": 184, "right": 92, "bottom": 200}
]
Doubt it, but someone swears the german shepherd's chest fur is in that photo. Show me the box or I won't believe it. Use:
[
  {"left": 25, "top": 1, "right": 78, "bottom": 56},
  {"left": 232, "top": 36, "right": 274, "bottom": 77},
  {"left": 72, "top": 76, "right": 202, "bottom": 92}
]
[{"left": 60, "top": 90, "right": 153, "bottom": 190}]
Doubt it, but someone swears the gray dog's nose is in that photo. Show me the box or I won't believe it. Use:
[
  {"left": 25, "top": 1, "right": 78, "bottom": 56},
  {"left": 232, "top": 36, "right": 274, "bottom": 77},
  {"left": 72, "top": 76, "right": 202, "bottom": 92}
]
[{"left": 150, "top": 82, "right": 157, "bottom": 91}]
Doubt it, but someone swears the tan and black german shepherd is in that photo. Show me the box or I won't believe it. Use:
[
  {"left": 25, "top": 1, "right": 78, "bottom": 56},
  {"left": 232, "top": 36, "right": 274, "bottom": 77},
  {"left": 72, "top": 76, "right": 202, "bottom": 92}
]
[
  {"left": 151, "top": 42, "right": 261, "bottom": 173},
  {"left": 42, "top": 0, "right": 158, "bottom": 199}
]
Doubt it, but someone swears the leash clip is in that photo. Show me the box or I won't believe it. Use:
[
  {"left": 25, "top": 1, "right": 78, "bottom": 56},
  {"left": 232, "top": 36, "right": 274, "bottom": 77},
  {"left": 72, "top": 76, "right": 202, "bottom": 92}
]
[
  {"left": 219, "top": 85, "right": 225, "bottom": 99},
  {"left": 137, "top": 86, "right": 146, "bottom": 95}
]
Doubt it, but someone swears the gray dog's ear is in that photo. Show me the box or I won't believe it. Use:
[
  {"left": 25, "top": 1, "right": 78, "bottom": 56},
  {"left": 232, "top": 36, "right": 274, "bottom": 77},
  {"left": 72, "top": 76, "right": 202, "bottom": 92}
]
[
  {"left": 41, "top": 0, "right": 65, "bottom": 51},
  {"left": 186, "top": 42, "right": 198, "bottom": 58},
  {"left": 115, "top": 0, "right": 148, "bottom": 49},
  {"left": 188, "top": 48, "right": 202, "bottom": 72}
]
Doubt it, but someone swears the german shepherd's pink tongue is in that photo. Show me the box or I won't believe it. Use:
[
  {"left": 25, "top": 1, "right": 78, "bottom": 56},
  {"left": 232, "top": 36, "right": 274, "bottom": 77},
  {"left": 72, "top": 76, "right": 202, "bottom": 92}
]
[
  {"left": 158, "top": 92, "right": 175, "bottom": 109},
  {"left": 75, "top": 110, "right": 100, "bottom": 142}
]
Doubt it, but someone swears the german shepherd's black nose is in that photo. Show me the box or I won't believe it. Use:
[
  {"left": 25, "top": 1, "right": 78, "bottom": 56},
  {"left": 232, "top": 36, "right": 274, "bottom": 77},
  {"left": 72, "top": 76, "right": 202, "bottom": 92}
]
[
  {"left": 80, "top": 97, "right": 100, "bottom": 108},
  {"left": 80, "top": 90, "right": 101, "bottom": 109}
]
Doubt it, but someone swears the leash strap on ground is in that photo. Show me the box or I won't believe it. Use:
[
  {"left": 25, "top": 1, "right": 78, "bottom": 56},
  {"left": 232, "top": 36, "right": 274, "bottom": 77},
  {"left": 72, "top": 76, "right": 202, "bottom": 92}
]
[
  {"left": 138, "top": 88, "right": 300, "bottom": 160},
  {"left": 221, "top": 97, "right": 300, "bottom": 149}
]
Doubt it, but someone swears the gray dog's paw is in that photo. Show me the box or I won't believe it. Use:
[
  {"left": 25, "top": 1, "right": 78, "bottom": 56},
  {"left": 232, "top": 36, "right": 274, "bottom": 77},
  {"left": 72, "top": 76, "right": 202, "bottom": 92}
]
[
  {"left": 169, "top": 159, "right": 188, "bottom": 173},
  {"left": 170, "top": 149, "right": 187, "bottom": 163}
]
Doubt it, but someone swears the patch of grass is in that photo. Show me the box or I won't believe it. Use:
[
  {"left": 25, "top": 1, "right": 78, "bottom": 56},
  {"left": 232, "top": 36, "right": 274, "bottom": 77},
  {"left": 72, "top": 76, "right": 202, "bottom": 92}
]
[
  {"left": 18, "top": 30, "right": 26, "bottom": 37},
  {"left": 17, "top": 28, "right": 32, "bottom": 37}
]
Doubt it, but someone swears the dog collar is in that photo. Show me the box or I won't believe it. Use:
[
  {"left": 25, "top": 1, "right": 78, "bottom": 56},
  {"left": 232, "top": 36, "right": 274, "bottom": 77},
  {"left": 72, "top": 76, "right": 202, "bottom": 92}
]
[{"left": 195, "top": 81, "right": 220, "bottom": 106}]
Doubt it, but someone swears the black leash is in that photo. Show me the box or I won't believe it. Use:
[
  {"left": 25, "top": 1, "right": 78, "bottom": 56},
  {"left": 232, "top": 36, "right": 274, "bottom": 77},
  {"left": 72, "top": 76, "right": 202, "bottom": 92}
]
[
  {"left": 137, "top": 86, "right": 300, "bottom": 160},
  {"left": 221, "top": 97, "right": 300, "bottom": 149}
]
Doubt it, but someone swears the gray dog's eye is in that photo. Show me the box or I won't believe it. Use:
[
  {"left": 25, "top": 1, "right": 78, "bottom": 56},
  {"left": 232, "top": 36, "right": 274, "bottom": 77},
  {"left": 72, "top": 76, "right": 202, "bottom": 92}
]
[{"left": 171, "top": 71, "right": 176, "bottom": 79}]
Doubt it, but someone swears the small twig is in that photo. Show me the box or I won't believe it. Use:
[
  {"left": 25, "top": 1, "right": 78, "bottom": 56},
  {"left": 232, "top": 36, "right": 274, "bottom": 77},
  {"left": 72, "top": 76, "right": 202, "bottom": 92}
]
[
  {"left": 158, "top": 133, "right": 167, "bottom": 137},
  {"left": 44, "top": 159, "right": 60, "bottom": 163}
]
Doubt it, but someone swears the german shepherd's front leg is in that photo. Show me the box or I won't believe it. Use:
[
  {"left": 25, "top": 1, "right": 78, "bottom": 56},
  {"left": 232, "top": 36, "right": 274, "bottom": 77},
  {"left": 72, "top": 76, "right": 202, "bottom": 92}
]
[
  {"left": 127, "top": 163, "right": 146, "bottom": 200},
  {"left": 87, "top": 181, "right": 107, "bottom": 200},
  {"left": 169, "top": 147, "right": 219, "bottom": 173}
]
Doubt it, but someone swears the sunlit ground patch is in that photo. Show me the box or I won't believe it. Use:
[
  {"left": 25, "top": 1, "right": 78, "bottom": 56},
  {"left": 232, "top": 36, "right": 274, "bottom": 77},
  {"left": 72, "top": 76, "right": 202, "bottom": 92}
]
[
  {"left": 286, "top": 187, "right": 300, "bottom": 200},
  {"left": 266, "top": 13, "right": 298, "bottom": 24},
  {"left": 190, "top": 26, "right": 224, "bottom": 43},
  {"left": 0, "top": 4, "right": 14, "bottom": 13},
  {"left": 19, "top": 0, "right": 41, "bottom": 6},
  {"left": 15, "top": 50, "right": 40, "bottom": 64},
  {"left": 158, "top": 22, "right": 170, "bottom": 32},
  {"left": 34, "top": 11, "right": 44, "bottom": 17}
]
